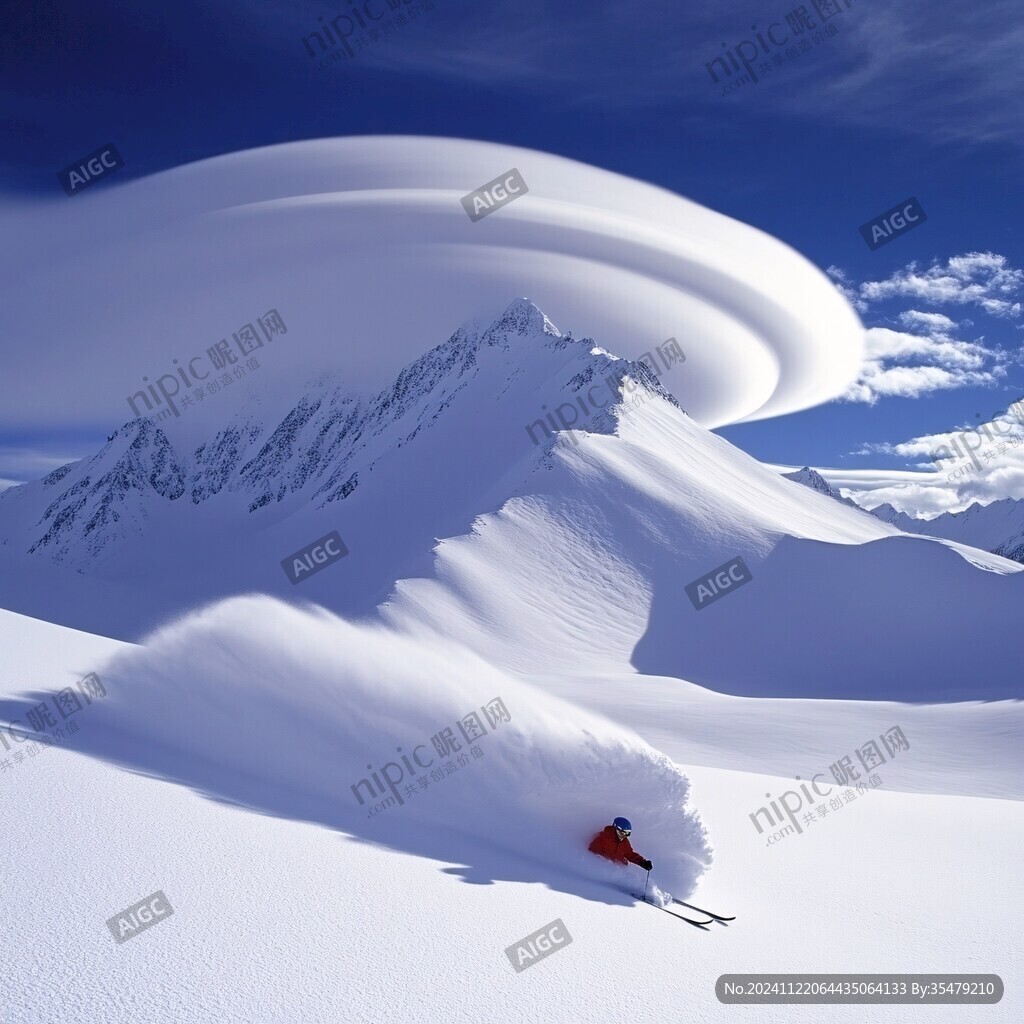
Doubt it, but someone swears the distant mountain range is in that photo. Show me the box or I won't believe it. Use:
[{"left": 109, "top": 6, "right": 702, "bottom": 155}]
[
  {"left": 868, "top": 498, "right": 1024, "bottom": 563},
  {"left": 0, "top": 299, "right": 672, "bottom": 570},
  {"left": 783, "top": 466, "right": 1024, "bottom": 564},
  {"left": 0, "top": 299, "right": 675, "bottom": 636}
]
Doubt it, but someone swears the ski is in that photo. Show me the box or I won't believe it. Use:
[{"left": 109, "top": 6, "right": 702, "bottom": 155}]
[
  {"left": 671, "top": 898, "right": 735, "bottom": 922},
  {"left": 640, "top": 900, "right": 713, "bottom": 930},
  {"left": 609, "top": 883, "right": 714, "bottom": 929}
]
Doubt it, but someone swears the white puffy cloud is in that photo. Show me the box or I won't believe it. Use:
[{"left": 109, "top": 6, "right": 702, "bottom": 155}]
[
  {"left": 841, "top": 361, "right": 1002, "bottom": 403},
  {"left": 862, "top": 326, "right": 991, "bottom": 368},
  {"left": 840, "top": 325, "right": 1008, "bottom": 404},
  {"left": 897, "top": 310, "right": 958, "bottom": 332},
  {"left": 830, "top": 255, "right": 1022, "bottom": 404},
  {"left": 858, "top": 253, "right": 1024, "bottom": 317}
]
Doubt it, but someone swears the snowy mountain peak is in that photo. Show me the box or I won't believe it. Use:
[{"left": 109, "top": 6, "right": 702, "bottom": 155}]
[
  {"left": 867, "top": 502, "right": 920, "bottom": 532},
  {"left": 783, "top": 466, "right": 830, "bottom": 493},
  {"left": 868, "top": 502, "right": 901, "bottom": 523},
  {"left": 27, "top": 417, "right": 185, "bottom": 562},
  {"left": 782, "top": 466, "right": 853, "bottom": 505},
  {"left": 481, "top": 297, "right": 562, "bottom": 349}
]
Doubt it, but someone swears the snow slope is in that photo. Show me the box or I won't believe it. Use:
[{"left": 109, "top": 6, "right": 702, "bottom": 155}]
[
  {"left": 1, "top": 595, "right": 711, "bottom": 901},
  {"left": 2, "top": 604, "right": 1020, "bottom": 1024},
  {"left": 382, "top": 384, "right": 1023, "bottom": 701}
]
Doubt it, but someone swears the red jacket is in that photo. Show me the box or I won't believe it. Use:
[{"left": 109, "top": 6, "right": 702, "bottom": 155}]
[{"left": 588, "top": 825, "right": 647, "bottom": 866}]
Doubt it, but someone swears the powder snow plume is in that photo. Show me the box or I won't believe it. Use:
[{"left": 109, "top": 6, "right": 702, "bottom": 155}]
[{"left": 31, "top": 594, "right": 711, "bottom": 899}]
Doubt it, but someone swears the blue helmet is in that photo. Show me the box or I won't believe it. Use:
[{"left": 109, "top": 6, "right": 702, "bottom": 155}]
[{"left": 612, "top": 816, "right": 632, "bottom": 834}]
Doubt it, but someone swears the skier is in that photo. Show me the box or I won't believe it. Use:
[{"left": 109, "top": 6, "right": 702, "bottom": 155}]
[{"left": 588, "top": 816, "right": 653, "bottom": 872}]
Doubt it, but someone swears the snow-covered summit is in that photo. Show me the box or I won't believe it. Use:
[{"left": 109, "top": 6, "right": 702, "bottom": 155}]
[
  {"left": 867, "top": 501, "right": 921, "bottom": 532},
  {"left": 26, "top": 419, "right": 185, "bottom": 563},
  {"left": 781, "top": 465, "right": 858, "bottom": 507},
  {"left": 480, "top": 295, "right": 562, "bottom": 347}
]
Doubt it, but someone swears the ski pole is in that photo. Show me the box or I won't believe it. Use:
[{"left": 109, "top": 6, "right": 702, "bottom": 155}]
[{"left": 642, "top": 868, "right": 650, "bottom": 903}]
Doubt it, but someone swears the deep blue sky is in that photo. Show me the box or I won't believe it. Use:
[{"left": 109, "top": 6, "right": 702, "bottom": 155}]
[{"left": 4, "top": 0, "right": 1024, "bottom": 499}]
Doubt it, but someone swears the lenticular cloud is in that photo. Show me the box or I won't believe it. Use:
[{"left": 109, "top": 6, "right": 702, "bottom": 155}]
[{"left": 1, "top": 136, "right": 863, "bottom": 434}]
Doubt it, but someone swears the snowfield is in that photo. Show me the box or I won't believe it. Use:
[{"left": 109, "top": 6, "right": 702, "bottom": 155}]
[{"left": 1, "top": 603, "right": 1020, "bottom": 1024}]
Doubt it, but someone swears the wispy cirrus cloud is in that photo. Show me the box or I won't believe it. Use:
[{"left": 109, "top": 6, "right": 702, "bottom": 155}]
[
  {"left": 326, "top": 0, "right": 1024, "bottom": 147},
  {"left": 782, "top": 5, "right": 1024, "bottom": 148}
]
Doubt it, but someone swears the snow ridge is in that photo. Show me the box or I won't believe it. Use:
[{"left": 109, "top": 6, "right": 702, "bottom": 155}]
[{"left": 0, "top": 299, "right": 674, "bottom": 567}]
